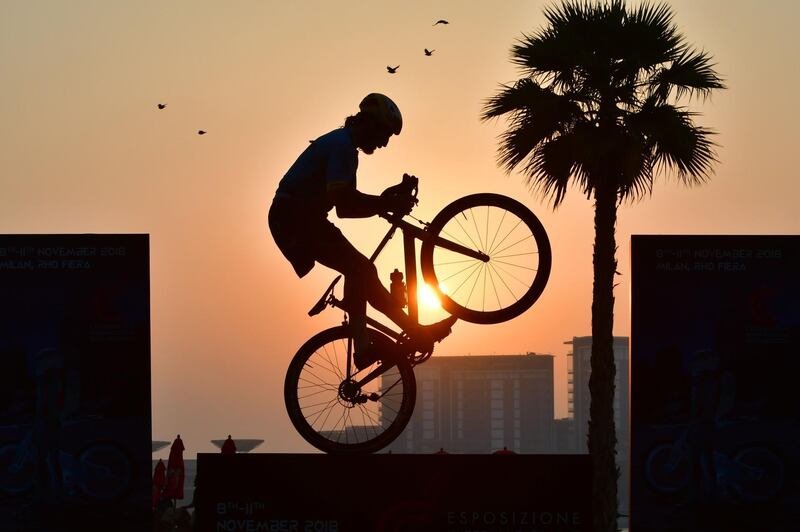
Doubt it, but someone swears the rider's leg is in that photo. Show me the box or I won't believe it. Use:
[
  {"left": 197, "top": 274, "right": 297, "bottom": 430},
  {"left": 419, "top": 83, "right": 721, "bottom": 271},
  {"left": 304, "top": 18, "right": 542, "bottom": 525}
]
[
  {"left": 312, "top": 224, "right": 381, "bottom": 359},
  {"left": 313, "top": 222, "right": 455, "bottom": 355}
]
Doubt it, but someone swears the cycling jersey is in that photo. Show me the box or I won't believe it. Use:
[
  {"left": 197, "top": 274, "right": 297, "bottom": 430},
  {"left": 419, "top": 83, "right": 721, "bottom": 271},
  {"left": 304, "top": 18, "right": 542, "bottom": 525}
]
[{"left": 274, "top": 128, "right": 359, "bottom": 216}]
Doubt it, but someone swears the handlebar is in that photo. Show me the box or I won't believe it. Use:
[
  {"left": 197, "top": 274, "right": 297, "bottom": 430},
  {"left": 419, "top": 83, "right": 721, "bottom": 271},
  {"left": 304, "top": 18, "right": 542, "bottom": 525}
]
[{"left": 381, "top": 173, "right": 418, "bottom": 201}]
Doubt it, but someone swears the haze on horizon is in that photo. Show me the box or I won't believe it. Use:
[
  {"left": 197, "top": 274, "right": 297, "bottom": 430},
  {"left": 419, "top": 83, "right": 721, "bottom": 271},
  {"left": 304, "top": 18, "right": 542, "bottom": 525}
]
[{"left": 2, "top": 0, "right": 798, "bottom": 456}]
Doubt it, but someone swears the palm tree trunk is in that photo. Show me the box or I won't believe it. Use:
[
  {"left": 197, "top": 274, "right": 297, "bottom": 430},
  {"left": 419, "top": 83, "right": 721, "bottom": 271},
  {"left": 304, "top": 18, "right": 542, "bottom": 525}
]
[{"left": 589, "top": 182, "right": 619, "bottom": 532}]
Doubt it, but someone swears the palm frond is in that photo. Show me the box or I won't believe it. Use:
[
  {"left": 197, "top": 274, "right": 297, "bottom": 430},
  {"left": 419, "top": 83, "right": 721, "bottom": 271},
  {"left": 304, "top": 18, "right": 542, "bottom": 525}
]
[
  {"left": 606, "top": 2, "right": 682, "bottom": 93},
  {"left": 511, "top": 30, "right": 579, "bottom": 88},
  {"left": 629, "top": 102, "right": 718, "bottom": 183},
  {"left": 483, "top": 79, "right": 583, "bottom": 174},
  {"left": 650, "top": 48, "right": 726, "bottom": 102},
  {"left": 526, "top": 134, "right": 576, "bottom": 207},
  {"left": 513, "top": 1, "right": 625, "bottom": 90},
  {"left": 481, "top": 78, "right": 566, "bottom": 119}
]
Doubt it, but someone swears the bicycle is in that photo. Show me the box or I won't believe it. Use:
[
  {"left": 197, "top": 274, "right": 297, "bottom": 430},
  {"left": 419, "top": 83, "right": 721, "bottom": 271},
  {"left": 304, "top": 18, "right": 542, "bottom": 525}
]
[
  {"left": 283, "top": 175, "right": 551, "bottom": 453},
  {"left": 0, "top": 420, "right": 134, "bottom": 501},
  {"left": 644, "top": 422, "right": 785, "bottom": 503}
]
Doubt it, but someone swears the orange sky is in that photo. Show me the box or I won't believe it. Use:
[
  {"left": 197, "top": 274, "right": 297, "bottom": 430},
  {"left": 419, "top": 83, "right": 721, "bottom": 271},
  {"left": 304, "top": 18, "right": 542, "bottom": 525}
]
[{"left": 2, "top": 0, "right": 799, "bottom": 456}]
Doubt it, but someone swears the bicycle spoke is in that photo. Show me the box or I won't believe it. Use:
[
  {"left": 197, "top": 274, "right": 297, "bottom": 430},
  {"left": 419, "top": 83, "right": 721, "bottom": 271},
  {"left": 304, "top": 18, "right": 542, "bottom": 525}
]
[
  {"left": 492, "top": 259, "right": 539, "bottom": 273},
  {"left": 466, "top": 263, "right": 484, "bottom": 309},
  {"left": 300, "top": 363, "right": 339, "bottom": 385},
  {"left": 307, "top": 398, "right": 340, "bottom": 428},
  {"left": 300, "top": 368, "right": 338, "bottom": 390},
  {"left": 494, "top": 251, "right": 539, "bottom": 260},
  {"left": 379, "top": 375, "right": 405, "bottom": 398},
  {"left": 440, "top": 227, "right": 472, "bottom": 249},
  {"left": 436, "top": 258, "right": 481, "bottom": 284},
  {"left": 298, "top": 387, "right": 338, "bottom": 401},
  {"left": 434, "top": 257, "right": 481, "bottom": 267},
  {"left": 452, "top": 213, "right": 482, "bottom": 254},
  {"left": 486, "top": 262, "right": 503, "bottom": 310},
  {"left": 488, "top": 218, "right": 524, "bottom": 255},
  {"left": 492, "top": 233, "right": 534, "bottom": 258},
  {"left": 485, "top": 205, "right": 490, "bottom": 256},
  {"left": 490, "top": 261, "right": 533, "bottom": 289},
  {"left": 488, "top": 260, "right": 532, "bottom": 302},
  {"left": 315, "top": 344, "right": 343, "bottom": 381},
  {"left": 449, "top": 262, "right": 482, "bottom": 298},
  {"left": 470, "top": 208, "right": 485, "bottom": 251},
  {"left": 357, "top": 403, "right": 381, "bottom": 429},
  {"left": 330, "top": 408, "right": 348, "bottom": 443},
  {"left": 300, "top": 397, "right": 341, "bottom": 412},
  {"left": 488, "top": 208, "right": 508, "bottom": 253},
  {"left": 356, "top": 408, "right": 373, "bottom": 441},
  {"left": 325, "top": 341, "right": 345, "bottom": 381},
  {"left": 482, "top": 262, "right": 488, "bottom": 312},
  {"left": 343, "top": 409, "right": 353, "bottom": 444},
  {"left": 315, "top": 397, "right": 340, "bottom": 431},
  {"left": 297, "top": 382, "right": 338, "bottom": 391}
]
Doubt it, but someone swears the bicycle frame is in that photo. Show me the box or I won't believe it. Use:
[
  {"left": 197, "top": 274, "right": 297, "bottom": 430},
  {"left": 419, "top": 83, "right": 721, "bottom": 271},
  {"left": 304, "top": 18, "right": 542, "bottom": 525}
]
[{"left": 309, "top": 211, "right": 489, "bottom": 385}]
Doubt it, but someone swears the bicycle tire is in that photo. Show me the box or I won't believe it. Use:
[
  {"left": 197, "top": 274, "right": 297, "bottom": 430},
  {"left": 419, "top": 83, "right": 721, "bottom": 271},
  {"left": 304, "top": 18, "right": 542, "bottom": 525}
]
[
  {"left": 420, "top": 193, "right": 551, "bottom": 324},
  {"left": 77, "top": 440, "right": 134, "bottom": 501},
  {"left": 644, "top": 442, "right": 690, "bottom": 494},
  {"left": 732, "top": 445, "right": 784, "bottom": 502},
  {"left": 284, "top": 326, "right": 416, "bottom": 454}
]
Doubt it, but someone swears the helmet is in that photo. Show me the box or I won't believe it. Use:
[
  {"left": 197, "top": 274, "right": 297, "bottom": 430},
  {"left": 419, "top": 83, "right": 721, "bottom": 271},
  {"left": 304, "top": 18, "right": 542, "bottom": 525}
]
[{"left": 359, "top": 93, "right": 402, "bottom": 135}]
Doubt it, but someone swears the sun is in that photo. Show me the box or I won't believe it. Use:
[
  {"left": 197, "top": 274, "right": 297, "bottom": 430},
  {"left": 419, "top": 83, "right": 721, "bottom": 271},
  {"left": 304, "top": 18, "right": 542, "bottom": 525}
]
[{"left": 418, "top": 283, "right": 443, "bottom": 310}]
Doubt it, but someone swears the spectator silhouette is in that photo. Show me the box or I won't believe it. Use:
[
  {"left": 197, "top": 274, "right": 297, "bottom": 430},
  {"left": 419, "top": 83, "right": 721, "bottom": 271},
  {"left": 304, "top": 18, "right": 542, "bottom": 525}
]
[{"left": 221, "top": 435, "right": 237, "bottom": 455}]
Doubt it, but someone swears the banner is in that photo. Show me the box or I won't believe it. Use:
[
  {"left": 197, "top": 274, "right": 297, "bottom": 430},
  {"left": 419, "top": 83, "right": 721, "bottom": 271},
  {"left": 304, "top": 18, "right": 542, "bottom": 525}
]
[
  {"left": 0, "top": 235, "right": 151, "bottom": 530},
  {"left": 196, "top": 453, "right": 591, "bottom": 532},
  {"left": 630, "top": 235, "right": 800, "bottom": 531}
]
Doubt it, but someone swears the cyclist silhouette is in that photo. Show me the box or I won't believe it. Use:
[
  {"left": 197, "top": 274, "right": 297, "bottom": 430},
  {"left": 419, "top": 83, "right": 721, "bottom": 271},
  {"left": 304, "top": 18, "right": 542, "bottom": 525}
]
[{"left": 269, "top": 93, "right": 456, "bottom": 368}]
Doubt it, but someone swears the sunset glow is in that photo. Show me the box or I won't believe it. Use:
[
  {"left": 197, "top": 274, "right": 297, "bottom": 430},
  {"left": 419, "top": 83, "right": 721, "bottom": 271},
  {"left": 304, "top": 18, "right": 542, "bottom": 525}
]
[
  {"left": 2, "top": 0, "right": 798, "bottom": 455},
  {"left": 418, "top": 282, "right": 443, "bottom": 310}
]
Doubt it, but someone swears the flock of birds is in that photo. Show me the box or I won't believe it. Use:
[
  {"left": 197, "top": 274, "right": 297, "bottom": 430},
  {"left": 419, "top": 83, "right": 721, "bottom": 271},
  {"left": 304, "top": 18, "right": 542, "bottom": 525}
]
[
  {"left": 155, "top": 102, "right": 205, "bottom": 135},
  {"left": 386, "top": 19, "right": 449, "bottom": 74},
  {"left": 156, "top": 19, "right": 450, "bottom": 134}
]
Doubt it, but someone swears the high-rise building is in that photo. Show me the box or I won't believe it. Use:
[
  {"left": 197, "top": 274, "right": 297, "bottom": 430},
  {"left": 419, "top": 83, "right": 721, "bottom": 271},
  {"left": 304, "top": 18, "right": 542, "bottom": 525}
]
[
  {"left": 565, "top": 336, "right": 629, "bottom": 515},
  {"left": 385, "top": 354, "right": 555, "bottom": 454}
]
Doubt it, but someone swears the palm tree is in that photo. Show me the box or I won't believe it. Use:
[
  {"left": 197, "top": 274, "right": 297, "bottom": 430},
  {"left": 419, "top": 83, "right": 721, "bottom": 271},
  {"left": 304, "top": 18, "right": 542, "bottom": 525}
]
[{"left": 481, "top": 2, "right": 724, "bottom": 530}]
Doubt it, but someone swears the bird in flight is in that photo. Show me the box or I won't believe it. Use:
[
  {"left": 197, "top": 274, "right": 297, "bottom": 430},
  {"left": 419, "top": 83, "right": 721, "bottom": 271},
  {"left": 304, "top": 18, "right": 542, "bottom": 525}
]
[
  {"left": 157, "top": 103, "right": 166, "bottom": 109},
  {"left": 424, "top": 49, "right": 435, "bottom": 56},
  {"left": 433, "top": 19, "right": 449, "bottom": 26},
  {"left": 387, "top": 65, "right": 399, "bottom": 74},
  {"left": 198, "top": 130, "right": 207, "bottom": 135}
]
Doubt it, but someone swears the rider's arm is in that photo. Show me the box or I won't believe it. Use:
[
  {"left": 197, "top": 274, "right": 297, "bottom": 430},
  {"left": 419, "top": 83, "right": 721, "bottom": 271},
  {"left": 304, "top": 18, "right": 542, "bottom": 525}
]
[{"left": 330, "top": 187, "right": 412, "bottom": 219}]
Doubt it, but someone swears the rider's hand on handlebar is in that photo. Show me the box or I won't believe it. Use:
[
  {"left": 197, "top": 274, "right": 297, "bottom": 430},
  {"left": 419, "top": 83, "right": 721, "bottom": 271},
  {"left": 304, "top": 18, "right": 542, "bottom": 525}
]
[
  {"left": 380, "top": 173, "right": 418, "bottom": 216},
  {"left": 381, "top": 194, "right": 415, "bottom": 216}
]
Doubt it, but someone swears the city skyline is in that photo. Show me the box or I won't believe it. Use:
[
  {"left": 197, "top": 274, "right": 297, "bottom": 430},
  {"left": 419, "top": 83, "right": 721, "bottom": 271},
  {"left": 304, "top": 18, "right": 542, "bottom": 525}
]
[{"left": 3, "top": 1, "right": 799, "bottom": 454}]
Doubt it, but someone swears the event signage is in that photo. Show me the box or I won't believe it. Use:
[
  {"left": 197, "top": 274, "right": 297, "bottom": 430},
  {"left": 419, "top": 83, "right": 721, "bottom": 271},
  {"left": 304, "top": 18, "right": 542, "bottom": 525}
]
[
  {"left": 196, "top": 453, "right": 591, "bottom": 532},
  {"left": 0, "top": 234, "right": 152, "bottom": 530},
  {"left": 630, "top": 235, "right": 800, "bottom": 531}
]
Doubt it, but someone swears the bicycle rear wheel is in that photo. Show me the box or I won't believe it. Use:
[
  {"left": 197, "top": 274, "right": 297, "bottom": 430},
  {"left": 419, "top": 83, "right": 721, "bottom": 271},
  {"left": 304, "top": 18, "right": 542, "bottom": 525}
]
[
  {"left": 284, "top": 326, "right": 416, "bottom": 454},
  {"left": 420, "top": 193, "right": 551, "bottom": 324}
]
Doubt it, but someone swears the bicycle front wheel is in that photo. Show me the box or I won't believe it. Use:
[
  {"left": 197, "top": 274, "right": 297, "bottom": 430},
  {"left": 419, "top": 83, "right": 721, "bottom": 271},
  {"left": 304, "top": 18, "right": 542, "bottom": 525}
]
[
  {"left": 284, "top": 326, "right": 416, "bottom": 454},
  {"left": 420, "top": 193, "right": 551, "bottom": 324}
]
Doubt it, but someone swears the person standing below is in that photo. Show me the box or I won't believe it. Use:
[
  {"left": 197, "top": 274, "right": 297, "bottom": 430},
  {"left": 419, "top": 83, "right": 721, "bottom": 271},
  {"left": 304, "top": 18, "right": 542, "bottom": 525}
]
[{"left": 268, "top": 93, "right": 456, "bottom": 368}]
